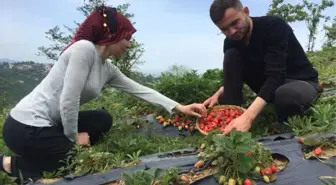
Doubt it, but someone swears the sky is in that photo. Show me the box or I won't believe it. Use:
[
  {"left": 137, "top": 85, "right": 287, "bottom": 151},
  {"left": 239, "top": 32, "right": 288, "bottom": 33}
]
[{"left": 0, "top": 0, "right": 335, "bottom": 75}]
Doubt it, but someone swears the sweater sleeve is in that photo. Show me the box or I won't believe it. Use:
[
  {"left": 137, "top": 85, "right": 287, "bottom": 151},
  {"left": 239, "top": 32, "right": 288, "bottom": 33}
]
[
  {"left": 60, "top": 41, "right": 95, "bottom": 142},
  {"left": 257, "top": 19, "right": 288, "bottom": 103},
  {"left": 107, "top": 64, "right": 179, "bottom": 114},
  {"left": 222, "top": 38, "right": 242, "bottom": 86}
]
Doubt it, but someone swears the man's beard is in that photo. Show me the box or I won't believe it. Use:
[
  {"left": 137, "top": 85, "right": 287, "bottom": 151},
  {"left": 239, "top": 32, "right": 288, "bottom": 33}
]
[
  {"left": 241, "top": 17, "right": 250, "bottom": 41},
  {"left": 230, "top": 17, "right": 250, "bottom": 40}
]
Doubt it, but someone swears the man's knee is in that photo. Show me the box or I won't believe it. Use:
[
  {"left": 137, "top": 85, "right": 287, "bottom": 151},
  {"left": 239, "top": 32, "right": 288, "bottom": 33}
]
[
  {"left": 274, "top": 84, "right": 301, "bottom": 107},
  {"left": 274, "top": 80, "right": 318, "bottom": 108}
]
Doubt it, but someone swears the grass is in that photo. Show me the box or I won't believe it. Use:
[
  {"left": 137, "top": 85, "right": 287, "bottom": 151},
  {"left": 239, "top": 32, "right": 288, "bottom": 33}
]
[{"left": 0, "top": 48, "right": 335, "bottom": 185}]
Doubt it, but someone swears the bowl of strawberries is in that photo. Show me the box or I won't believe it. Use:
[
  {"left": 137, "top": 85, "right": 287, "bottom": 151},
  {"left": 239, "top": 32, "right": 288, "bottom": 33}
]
[{"left": 196, "top": 105, "right": 246, "bottom": 135}]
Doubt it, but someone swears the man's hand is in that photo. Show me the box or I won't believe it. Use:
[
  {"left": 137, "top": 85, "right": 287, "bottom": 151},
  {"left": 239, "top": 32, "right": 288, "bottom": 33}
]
[
  {"left": 76, "top": 132, "right": 91, "bottom": 147},
  {"left": 218, "top": 96, "right": 267, "bottom": 136},
  {"left": 175, "top": 103, "right": 207, "bottom": 118},
  {"left": 219, "top": 114, "right": 253, "bottom": 136},
  {"left": 203, "top": 86, "right": 224, "bottom": 108},
  {"left": 203, "top": 95, "right": 219, "bottom": 108}
]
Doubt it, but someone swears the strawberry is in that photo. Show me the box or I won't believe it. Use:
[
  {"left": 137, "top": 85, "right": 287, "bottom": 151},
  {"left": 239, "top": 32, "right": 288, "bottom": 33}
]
[
  {"left": 264, "top": 167, "right": 273, "bottom": 175},
  {"left": 243, "top": 179, "right": 252, "bottom": 185},
  {"left": 314, "top": 147, "right": 322, "bottom": 156},
  {"left": 255, "top": 166, "right": 261, "bottom": 174},
  {"left": 271, "top": 163, "right": 277, "bottom": 173},
  {"left": 174, "top": 114, "right": 179, "bottom": 122},
  {"left": 298, "top": 137, "right": 304, "bottom": 143},
  {"left": 181, "top": 175, "right": 190, "bottom": 183},
  {"left": 194, "top": 160, "right": 204, "bottom": 168},
  {"left": 159, "top": 117, "right": 165, "bottom": 123},
  {"left": 219, "top": 175, "right": 226, "bottom": 184},
  {"left": 188, "top": 126, "right": 194, "bottom": 132},
  {"left": 263, "top": 175, "right": 270, "bottom": 183},
  {"left": 228, "top": 178, "right": 236, "bottom": 185}
]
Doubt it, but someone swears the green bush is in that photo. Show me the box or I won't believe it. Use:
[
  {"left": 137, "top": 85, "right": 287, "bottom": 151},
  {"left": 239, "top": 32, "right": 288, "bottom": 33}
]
[{"left": 152, "top": 70, "right": 221, "bottom": 105}]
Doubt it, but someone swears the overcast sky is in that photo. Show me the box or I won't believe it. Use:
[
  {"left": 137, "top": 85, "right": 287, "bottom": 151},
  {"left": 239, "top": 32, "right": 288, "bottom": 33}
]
[{"left": 0, "top": 0, "right": 335, "bottom": 74}]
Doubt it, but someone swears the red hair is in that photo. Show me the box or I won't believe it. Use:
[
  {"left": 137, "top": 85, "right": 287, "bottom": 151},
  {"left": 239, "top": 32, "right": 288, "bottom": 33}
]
[{"left": 62, "top": 5, "right": 136, "bottom": 53}]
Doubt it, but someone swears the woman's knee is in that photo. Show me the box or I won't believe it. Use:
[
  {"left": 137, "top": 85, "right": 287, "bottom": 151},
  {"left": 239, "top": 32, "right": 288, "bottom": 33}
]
[{"left": 98, "top": 110, "right": 113, "bottom": 133}]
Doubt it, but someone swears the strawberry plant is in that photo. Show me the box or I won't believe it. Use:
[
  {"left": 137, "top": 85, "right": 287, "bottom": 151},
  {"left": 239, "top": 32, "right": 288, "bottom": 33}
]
[
  {"left": 194, "top": 131, "right": 289, "bottom": 184},
  {"left": 286, "top": 101, "right": 336, "bottom": 136},
  {"left": 0, "top": 173, "right": 17, "bottom": 185},
  {"left": 319, "top": 176, "right": 336, "bottom": 185},
  {"left": 299, "top": 135, "right": 336, "bottom": 160},
  {"left": 120, "top": 167, "right": 188, "bottom": 185}
]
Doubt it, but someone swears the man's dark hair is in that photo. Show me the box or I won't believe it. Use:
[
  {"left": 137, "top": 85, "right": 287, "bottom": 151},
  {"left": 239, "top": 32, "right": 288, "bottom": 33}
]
[{"left": 209, "top": 0, "right": 243, "bottom": 24}]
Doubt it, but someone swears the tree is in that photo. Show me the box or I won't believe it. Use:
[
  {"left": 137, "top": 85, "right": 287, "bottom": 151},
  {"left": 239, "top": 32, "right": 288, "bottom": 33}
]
[
  {"left": 267, "top": 0, "right": 307, "bottom": 23},
  {"left": 303, "top": 0, "right": 334, "bottom": 51},
  {"left": 37, "top": 0, "right": 145, "bottom": 77},
  {"left": 163, "top": 64, "right": 193, "bottom": 77},
  {"left": 323, "top": 16, "right": 336, "bottom": 47},
  {"left": 202, "top": 69, "right": 223, "bottom": 81}
]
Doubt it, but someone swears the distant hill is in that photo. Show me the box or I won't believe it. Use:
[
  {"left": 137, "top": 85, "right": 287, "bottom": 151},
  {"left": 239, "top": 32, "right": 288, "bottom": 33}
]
[
  {"left": 0, "top": 61, "right": 160, "bottom": 107},
  {"left": 0, "top": 61, "right": 52, "bottom": 106},
  {"left": 0, "top": 58, "right": 18, "bottom": 63}
]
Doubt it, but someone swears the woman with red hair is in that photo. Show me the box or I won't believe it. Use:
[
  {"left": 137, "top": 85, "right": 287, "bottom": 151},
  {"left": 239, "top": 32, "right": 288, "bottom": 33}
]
[{"left": 0, "top": 6, "right": 206, "bottom": 182}]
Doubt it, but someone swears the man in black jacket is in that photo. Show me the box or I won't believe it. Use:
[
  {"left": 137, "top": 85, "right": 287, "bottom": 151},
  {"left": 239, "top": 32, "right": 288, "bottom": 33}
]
[{"left": 203, "top": 0, "right": 321, "bottom": 135}]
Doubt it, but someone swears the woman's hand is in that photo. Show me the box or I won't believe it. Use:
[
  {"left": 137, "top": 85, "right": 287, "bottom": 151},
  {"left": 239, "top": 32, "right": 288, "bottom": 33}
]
[
  {"left": 76, "top": 132, "right": 91, "bottom": 147},
  {"left": 175, "top": 103, "right": 207, "bottom": 118}
]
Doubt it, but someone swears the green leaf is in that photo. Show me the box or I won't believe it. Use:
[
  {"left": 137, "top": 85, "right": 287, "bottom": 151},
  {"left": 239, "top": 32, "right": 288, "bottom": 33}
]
[
  {"left": 145, "top": 168, "right": 166, "bottom": 179},
  {"left": 121, "top": 172, "right": 135, "bottom": 185},
  {"left": 154, "top": 168, "right": 166, "bottom": 179},
  {"left": 236, "top": 144, "right": 253, "bottom": 154},
  {"left": 214, "top": 136, "right": 234, "bottom": 151},
  {"left": 145, "top": 168, "right": 157, "bottom": 178},
  {"left": 237, "top": 154, "right": 255, "bottom": 173}
]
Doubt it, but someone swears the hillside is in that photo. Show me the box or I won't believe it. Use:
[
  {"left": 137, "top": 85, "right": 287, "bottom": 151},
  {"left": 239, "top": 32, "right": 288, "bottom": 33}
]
[
  {"left": 0, "top": 62, "right": 52, "bottom": 106},
  {"left": 0, "top": 61, "right": 161, "bottom": 107}
]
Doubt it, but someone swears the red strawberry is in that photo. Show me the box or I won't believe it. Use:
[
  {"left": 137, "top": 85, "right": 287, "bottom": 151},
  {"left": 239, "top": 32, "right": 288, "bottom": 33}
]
[
  {"left": 314, "top": 147, "right": 322, "bottom": 156},
  {"left": 271, "top": 163, "right": 277, "bottom": 173}
]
